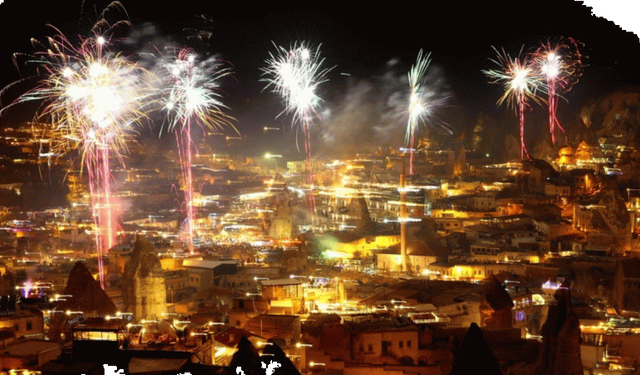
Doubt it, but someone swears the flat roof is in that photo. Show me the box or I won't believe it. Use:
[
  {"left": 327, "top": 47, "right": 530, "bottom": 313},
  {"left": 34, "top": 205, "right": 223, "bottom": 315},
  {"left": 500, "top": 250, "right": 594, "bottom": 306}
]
[
  {"left": 259, "top": 278, "right": 303, "bottom": 286},
  {"left": 2, "top": 340, "right": 61, "bottom": 356}
]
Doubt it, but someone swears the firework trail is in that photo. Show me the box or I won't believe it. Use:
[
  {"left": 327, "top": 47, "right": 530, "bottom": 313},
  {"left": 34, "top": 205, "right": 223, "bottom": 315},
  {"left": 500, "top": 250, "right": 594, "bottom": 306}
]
[
  {"left": 3, "top": 3, "right": 153, "bottom": 288},
  {"left": 262, "top": 42, "right": 331, "bottom": 211},
  {"left": 532, "top": 38, "right": 583, "bottom": 145},
  {"left": 159, "top": 47, "right": 235, "bottom": 254},
  {"left": 405, "top": 49, "right": 432, "bottom": 175},
  {"left": 483, "top": 46, "right": 545, "bottom": 160}
]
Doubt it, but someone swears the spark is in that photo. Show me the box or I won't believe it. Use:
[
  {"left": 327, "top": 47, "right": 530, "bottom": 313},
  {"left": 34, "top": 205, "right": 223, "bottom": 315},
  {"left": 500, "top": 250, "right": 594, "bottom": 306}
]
[
  {"left": 532, "top": 38, "right": 583, "bottom": 144},
  {"left": 5, "top": 3, "right": 153, "bottom": 288},
  {"left": 262, "top": 41, "right": 331, "bottom": 155},
  {"left": 405, "top": 49, "right": 432, "bottom": 175},
  {"left": 483, "top": 46, "right": 545, "bottom": 160},
  {"left": 159, "top": 47, "right": 235, "bottom": 253},
  {"left": 262, "top": 41, "right": 332, "bottom": 211}
]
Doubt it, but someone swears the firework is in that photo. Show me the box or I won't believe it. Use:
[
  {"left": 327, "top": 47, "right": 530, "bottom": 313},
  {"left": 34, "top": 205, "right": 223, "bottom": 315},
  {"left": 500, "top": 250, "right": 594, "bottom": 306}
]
[
  {"left": 404, "top": 49, "right": 433, "bottom": 175},
  {"left": 262, "top": 41, "right": 331, "bottom": 213},
  {"left": 262, "top": 42, "right": 330, "bottom": 162},
  {"left": 483, "top": 46, "right": 545, "bottom": 159},
  {"left": 7, "top": 5, "right": 152, "bottom": 288},
  {"left": 532, "top": 38, "right": 583, "bottom": 144},
  {"left": 160, "top": 47, "right": 235, "bottom": 254}
]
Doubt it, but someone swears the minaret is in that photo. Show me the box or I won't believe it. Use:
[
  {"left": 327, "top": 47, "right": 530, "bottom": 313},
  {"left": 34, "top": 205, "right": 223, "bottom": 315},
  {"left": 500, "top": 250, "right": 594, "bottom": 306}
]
[{"left": 400, "top": 156, "right": 407, "bottom": 273}]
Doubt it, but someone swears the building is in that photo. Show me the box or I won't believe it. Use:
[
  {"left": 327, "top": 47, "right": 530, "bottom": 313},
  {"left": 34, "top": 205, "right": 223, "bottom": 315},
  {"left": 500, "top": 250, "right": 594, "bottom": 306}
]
[
  {"left": 352, "top": 317, "right": 420, "bottom": 365},
  {"left": 0, "top": 306, "right": 44, "bottom": 340},
  {"left": 258, "top": 278, "right": 304, "bottom": 315},
  {"left": 182, "top": 259, "right": 241, "bottom": 292},
  {"left": 376, "top": 240, "right": 440, "bottom": 274},
  {"left": 0, "top": 339, "right": 62, "bottom": 371}
]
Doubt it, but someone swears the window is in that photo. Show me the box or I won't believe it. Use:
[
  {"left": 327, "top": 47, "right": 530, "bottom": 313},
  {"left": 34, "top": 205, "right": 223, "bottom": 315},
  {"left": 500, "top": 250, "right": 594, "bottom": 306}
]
[
  {"left": 399, "top": 341, "right": 403, "bottom": 348},
  {"left": 407, "top": 340, "right": 411, "bottom": 348},
  {"left": 368, "top": 344, "right": 373, "bottom": 352},
  {"left": 26, "top": 321, "right": 32, "bottom": 331}
]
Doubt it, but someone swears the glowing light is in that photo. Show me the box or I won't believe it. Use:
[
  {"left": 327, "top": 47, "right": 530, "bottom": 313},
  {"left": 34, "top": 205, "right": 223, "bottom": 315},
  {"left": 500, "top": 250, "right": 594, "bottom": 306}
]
[
  {"left": 262, "top": 41, "right": 332, "bottom": 209},
  {"left": 483, "top": 46, "right": 545, "bottom": 160},
  {"left": 7, "top": 2, "right": 153, "bottom": 289},
  {"left": 532, "top": 38, "right": 583, "bottom": 144},
  {"left": 159, "top": 47, "right": 236, "bottom": 254},
  {"left": 405, "top": 50, "right": 432, "bottom": 175}
]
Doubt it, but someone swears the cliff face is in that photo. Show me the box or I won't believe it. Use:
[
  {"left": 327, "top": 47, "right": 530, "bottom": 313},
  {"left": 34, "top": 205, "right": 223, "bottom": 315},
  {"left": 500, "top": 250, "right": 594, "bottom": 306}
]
[
  {"left": 577, "top": 91, "right": 640, "bottom": 147},
  {"left": 524, "top": 89, "right": 640, "bottom": 161},
  {"left": 590, "top": 179, "right": 631, "bottom": 253}
]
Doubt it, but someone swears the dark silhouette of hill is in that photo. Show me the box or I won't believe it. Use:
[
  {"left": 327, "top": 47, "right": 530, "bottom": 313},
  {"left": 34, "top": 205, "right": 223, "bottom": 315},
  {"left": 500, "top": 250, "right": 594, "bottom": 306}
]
[
  {"left": 59, "top": 261, "right": 117, "bottom": 315},
  {"left": 450, "top": 322, "right": 502, "bottom": 375}
]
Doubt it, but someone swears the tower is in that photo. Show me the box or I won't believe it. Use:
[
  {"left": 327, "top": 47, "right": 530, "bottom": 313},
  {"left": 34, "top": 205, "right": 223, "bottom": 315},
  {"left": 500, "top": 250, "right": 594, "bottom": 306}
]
[{"left": 400, "top": 156, "right": 407, "bottom": 274}]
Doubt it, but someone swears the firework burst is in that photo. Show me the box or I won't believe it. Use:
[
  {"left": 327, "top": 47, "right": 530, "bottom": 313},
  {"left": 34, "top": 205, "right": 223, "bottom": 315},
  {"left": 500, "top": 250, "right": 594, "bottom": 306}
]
[
  {"left": 5, "top": 3, "right": 153, "bottom": 288},
  {"left": 404, "top": 49, "right": 434, "bottom": 175},
  {"left": 262, "top": 42, "right": 331, "bottom": 160},
  {"left": 159, "top": 47, "right": 235, "bottom": 253},
  {"left": 532, "top": 38, "right": 583, "bottom": 145},
  {"left": 262, "top": 41, "right": 332, "bottom": 213},
  {"left": 483, "top": 46, "right": 545, "bottom": 160}
]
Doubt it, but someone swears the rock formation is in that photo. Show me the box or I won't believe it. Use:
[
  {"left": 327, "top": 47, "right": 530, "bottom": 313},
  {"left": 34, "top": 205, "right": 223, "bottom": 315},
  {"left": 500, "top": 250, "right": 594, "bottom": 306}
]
[
  {"left": 450, "top": 322, "right": 502, "bottom": 375},
  {"left": 47, "top": 261, "right": 117, "bottom": 342},
  {"left": 122, "top": 235, "right": 167, "bottom": 321},
  {"left": 481, "top": 275, "right": 515, "bottom": 328},
  {"left": 59, "top": 261, "right": 117, "bottom": 315},
  {"left": 348, "top": 195, "right": 374, "bottom": 234},
  {"left": 589, "top": 179, "right": 632, "bottom": 254},
  {"left": 534, "top": 283, "right": 583, "bottom": 375}
]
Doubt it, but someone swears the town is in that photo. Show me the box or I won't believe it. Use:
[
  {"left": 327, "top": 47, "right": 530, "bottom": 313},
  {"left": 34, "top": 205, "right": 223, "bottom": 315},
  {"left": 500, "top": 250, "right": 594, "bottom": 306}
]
[{"left": 1, "top": 115, "right": 640, "bottom": 375}]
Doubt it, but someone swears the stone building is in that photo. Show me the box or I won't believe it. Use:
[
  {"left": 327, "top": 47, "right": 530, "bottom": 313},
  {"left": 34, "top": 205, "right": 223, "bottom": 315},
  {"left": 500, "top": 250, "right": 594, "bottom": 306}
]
[{"left": 122, "top": 236, "right": 167, "bottom": 321}]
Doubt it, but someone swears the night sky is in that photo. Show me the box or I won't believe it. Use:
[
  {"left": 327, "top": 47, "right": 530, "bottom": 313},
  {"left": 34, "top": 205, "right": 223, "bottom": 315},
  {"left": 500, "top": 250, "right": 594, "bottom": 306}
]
[{"left": 1, "top": 0, "right": 639, "bottom": 158}]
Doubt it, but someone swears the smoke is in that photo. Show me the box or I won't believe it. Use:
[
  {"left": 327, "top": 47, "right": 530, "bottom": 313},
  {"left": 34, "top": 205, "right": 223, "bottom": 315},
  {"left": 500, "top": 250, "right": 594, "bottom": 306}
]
[{"left": 311, "top": 56, "right": 453, "bottom": 159}]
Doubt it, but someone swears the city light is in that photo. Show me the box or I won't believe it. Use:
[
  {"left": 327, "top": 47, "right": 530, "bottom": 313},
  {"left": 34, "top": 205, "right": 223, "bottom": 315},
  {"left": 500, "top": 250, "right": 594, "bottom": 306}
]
[{"left": 0, "top": 5, "right": 635, "bottom": 375}]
